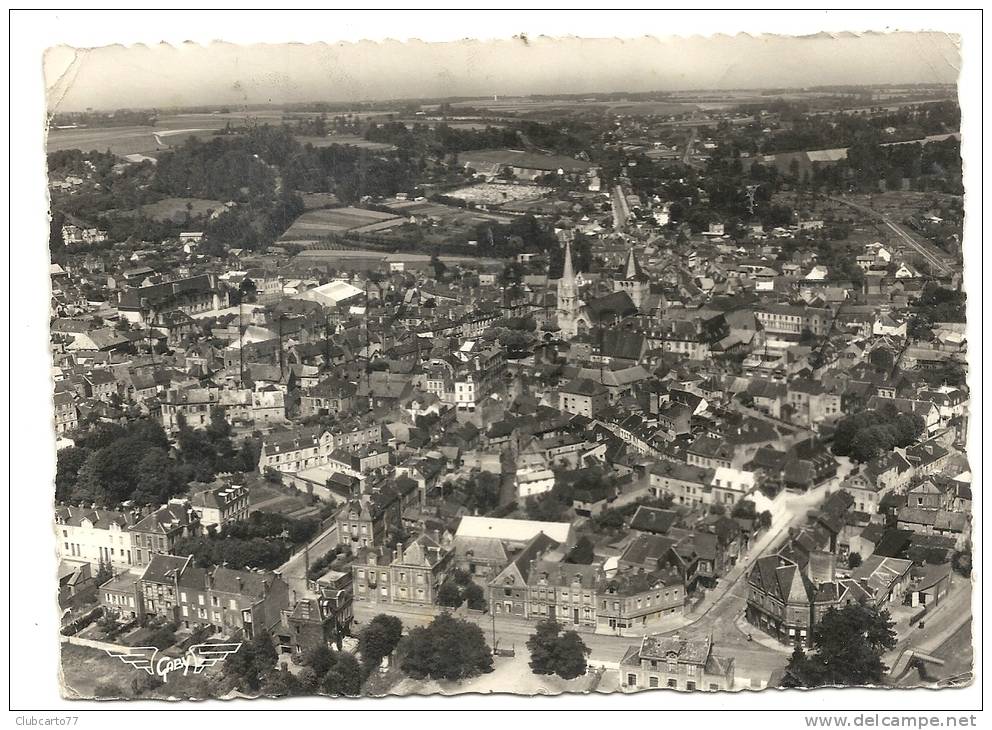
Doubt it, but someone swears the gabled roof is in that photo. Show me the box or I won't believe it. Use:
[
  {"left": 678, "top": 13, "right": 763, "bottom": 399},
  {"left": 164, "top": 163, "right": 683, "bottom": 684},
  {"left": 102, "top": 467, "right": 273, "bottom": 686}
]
[{"left": 629, "top": 506, "right": 679, "bottom": 535}]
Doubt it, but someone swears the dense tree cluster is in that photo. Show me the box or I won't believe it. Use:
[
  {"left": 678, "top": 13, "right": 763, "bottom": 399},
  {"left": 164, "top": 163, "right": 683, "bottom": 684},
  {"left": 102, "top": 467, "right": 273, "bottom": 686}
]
[
  {"left": 831, "top": 404, "right": 924, "bottom": 463},
  {"left": 782, "top": 604, "right": 896, "bottom": 687},
  {"left": 400, "top": 614, "right": 493, "bottom": 681},
  {"left": 526, "top": 618, "right": 591, "bottom": 680},
  {"left": 358, "top": 614, "right": 404, "bottom": 672},
  {"left": 174, "top": 511, "right": 319, "bottom": 571},
  {"left": 436, "top": 569, "right": 486, "bottom": 610}
]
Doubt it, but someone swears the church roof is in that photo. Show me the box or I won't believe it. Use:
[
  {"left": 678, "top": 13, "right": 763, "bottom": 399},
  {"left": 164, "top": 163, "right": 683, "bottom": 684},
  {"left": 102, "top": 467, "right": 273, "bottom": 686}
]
[{"left": 623, "top": 248, "right": 649, "bottom": 282}]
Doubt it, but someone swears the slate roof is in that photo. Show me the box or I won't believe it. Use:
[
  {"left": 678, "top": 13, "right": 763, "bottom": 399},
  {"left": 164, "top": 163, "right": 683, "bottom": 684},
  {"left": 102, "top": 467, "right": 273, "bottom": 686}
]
[{"left": 629, "top": 506, "right": 680, "bottom": 535}]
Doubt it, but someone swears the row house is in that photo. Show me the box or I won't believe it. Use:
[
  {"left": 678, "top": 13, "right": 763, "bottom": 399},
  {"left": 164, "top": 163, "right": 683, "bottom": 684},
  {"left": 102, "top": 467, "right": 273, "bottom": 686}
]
[
  {"left": 100, "top": 572, "right": 144, "bottom": 620},
  {"left": 160, "top": 387, "right": 221, "bottom": 433},
  {"left": 117, "top": 274, "right": 228, "bottom": 327},
  {"left": 351, "top": 534, "right": 451, "bottom": 608},
  {"left": 786, "top": 378, "right": 843, "bottom": 428},
  {"left": 753, "top": 304, "right": 833, "bottom": 338},
  {"left": 841, "top": 451, "right": 914, "bottom": 514},
  {"left": 258, "top": 426, "right": 333, "bottom": 474},
  {"left": 488, "top": 533, "right": 601, "bottom": 628},
  {"left": 55, "top": 506, "right": 138, "bottom": 570},
  {"left": 326, "top": 444, "right": 393, "bottom": 479},
  {"left": 140, "top": 554, "right": 289, "bottom": 638},
  {"left": 596, "top": 569, "right": 685, "bottom": 634},
  {"left": 298, "top": 378, "right": 358, "bottom": 419}
]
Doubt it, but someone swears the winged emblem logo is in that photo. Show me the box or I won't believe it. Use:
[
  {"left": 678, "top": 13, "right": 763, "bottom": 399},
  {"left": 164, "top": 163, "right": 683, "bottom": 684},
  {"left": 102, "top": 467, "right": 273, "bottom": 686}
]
[{"left": 105, "top": 642, "right": 242, "bottom": 680}]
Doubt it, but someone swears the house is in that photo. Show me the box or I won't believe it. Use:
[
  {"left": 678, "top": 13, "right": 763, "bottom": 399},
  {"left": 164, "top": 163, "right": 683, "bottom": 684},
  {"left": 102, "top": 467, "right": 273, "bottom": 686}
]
[
  {"left": 335, "top": 489, "right": 407, "bottom": 550},
  {"left": 53, "top": 391, "right": 80, "bottom": 434},
  {"left": 629, "top": 506, "right": 680, "bottom": 536},
  {"left": 851, "top": 555, "right": 913, "bottom": 606},
  {"left": 745, "top": 552, "right": 870, "bottom": 647},
  {"left": 596, "top": 569, "right": 685, "bottom": 634},
  {"left": 906, "top": 563, "right": 953, "bottom": 608},
  {"left": 139, "top": 555, "right": 289, "bottom": 638},
  {"left": 486, "top": 535, "right": 600, "bottom": 628},
  {"left": 190, "top": 483, "right": 251, "bottom": 532},
  {"left": 620, "top": 633, "right": 735, "bottom": 692},
  {"left": 118, "top": 274, "right": 228, "bottom": 326},
  {"left": 100, "top": 572, "right": 144, "bottom": 621},
  {"left": 351, "top": 533, "right": 452, "bottom": 608},
  {"left": 559, "top": 378, "right": 610, "bottom": 418},
  {"left": 55, "top": 505, "right": 138, "bottom": 571},
  {"left": 649, "top": 460, "right": 715, "bottom": 506},
  {"left": 129, "top": 501, "right": 201, "bottom": 568}
]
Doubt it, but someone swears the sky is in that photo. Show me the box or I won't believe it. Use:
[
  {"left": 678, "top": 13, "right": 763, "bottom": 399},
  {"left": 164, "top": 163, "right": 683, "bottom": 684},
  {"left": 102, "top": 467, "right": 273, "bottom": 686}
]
[{"left": 45, "top": 31, "right": 961, "bottom": 112}]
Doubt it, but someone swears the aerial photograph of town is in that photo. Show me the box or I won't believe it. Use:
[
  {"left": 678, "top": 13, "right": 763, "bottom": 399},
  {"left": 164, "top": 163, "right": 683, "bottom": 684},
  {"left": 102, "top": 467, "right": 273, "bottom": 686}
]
[{"left": 39, "top": 25, "right": 974, "bottom": 706}]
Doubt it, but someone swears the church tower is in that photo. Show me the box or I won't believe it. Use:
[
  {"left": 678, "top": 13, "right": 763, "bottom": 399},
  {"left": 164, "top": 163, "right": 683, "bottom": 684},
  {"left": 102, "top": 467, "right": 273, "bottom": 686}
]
[
  {"left": 614, "top": 247, "right": 650, "bottom": 310},
  {"left": 556, "top": 240, "right": 581, "bottom": 338}
]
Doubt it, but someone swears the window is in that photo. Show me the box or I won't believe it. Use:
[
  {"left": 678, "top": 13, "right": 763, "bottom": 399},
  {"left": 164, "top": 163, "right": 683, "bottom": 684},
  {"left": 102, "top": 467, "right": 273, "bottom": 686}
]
[
  {"left": 180, "top": 592, "right": 187, "bottom": 603},
  {"left": 627, "top": 674, "right": 637, "bottom": 687},
  {"left": 198, "top": 594, "right": 205, "bottom": 606},
  {"left": 667, "top": 679, "right": 677, "bottom": 688},
  {"left": 229, "top": 599, "right": 237, "bottom": 610},
  {"left": 649, "top": 676, "right": 659, "bottom": 688},
  {"left": 686, "top": 681, "right": 696, "bottom": 691}
]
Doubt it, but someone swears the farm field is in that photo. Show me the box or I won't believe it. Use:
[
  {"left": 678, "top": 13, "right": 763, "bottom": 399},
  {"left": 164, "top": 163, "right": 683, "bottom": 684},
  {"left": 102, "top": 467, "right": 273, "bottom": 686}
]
[
  {"left": 295, "top": 249, "right": 502, "bottom": 266},
  {"left": 138, "top": 197, "right": 227, "bottom": 222},
  {"left": 47, "top": 110, "right": 300, "bottom": 156},
  {"left": 280, "top": 206, "right": 405, "bottom": 241},
  {"left": 385, "top": 198, "right": 516, "bottom": 225},
  {"left": 294, "top": 134, "right": 395, "bottom": 151},
  {"left": 449, "top": 97, "right": 699, "bottom": 117}
]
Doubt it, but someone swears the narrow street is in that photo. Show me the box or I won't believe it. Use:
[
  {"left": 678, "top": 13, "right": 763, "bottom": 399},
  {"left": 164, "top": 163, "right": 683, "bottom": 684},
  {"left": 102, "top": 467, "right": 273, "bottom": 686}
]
[{"left": 278, "top": 523, "right": 339, "bottom": 599}]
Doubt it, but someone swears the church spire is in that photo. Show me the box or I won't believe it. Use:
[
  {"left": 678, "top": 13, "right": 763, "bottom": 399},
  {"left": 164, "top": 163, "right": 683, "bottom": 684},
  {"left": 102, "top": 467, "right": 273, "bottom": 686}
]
[
  {"left": 624, "top": 247, "right": 646, "bottom": 281},
  {"left": 562, "top": 239, "right": 576, "bottom": 286}
]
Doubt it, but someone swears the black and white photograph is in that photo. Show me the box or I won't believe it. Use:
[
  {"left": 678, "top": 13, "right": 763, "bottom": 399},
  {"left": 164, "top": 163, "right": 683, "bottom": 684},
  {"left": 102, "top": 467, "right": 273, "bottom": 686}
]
[{"left": 6, "top": 8, "right": 984, "bottom": 721}]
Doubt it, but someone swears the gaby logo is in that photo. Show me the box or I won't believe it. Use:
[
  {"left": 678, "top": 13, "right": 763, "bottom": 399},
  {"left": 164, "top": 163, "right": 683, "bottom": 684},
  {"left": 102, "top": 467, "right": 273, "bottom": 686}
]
[{"left": 105, "top": 643, "right": 242, "bottom": 681}]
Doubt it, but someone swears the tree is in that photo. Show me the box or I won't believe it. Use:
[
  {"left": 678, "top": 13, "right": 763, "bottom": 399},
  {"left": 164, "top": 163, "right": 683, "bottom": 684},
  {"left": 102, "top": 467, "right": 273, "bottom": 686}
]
[
  {"left": 358, "top": 614, "right": 403, "bottom": 671},
  {"left": 952, "top": 549, "right": 972, "bottom": 577},
  {"left": 400, "top": 614, "right": 493, "bottom": 681},
  {"left": 260, "top": 668, "right": 303, "bottom": 697},
  {"left": 55, "top": 446, "right": 89, "bottom": 502},
  {"left": 786, "top": 604, "right": 897, "bottom": 687},
  {"left": 302, "top": 644, "right": 336, "bottom": 676},
  {"left": 758, "top": 511, "right": 773, "bottom": 530},
  {"left": 463, "top": 582, "right": 486, "bottom": 610},
  {"left": 847, "top": 552, "right": 863, "bottom": 570},
  {"left": 94, "top": 557, "right": 113, "bottom": 587},
  {"left": 224, "top": 630, "right": 278, "bottom": 692},
  {"left": 321, "top": 651, "right": 364, "bottom": 696},
  {"left": 130, "top": 448, "right": 184, "bottom": 505},
  {"left": 553, "top": 631, "right": 591, "bottom": 680},
  {"left": 525, "top": 618, "right": 590, "bottom": 679},
  {"left": 526, "top": 618, "right": 561, "bottom": 675},
  {"left": 437, "top": 579, "right": 463, "bottom": 608},
  {"left": 566, "top": 536, "right": 595, "bottom": 565}
]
